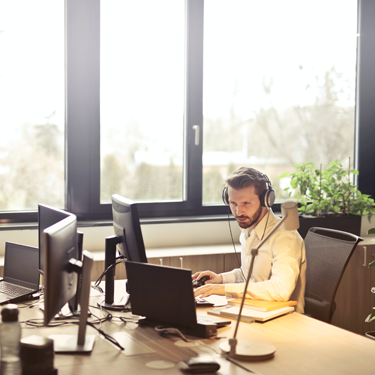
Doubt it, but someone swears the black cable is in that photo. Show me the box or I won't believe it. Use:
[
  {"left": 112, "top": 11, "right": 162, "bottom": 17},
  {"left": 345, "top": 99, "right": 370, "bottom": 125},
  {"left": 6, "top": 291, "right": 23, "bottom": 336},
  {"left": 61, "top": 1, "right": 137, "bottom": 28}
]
[
  {"left": 227, "top": 208, "right": 247, "bottom": 281},
  {"left": 227, "top": 207, "right": 271, "bottom": 283},
  {"left": 90, "top": 304, "right": 138, "bottom": 324},
  {"left": 93, "top": 256, "right": 126, "bottom": 293},
  {"left": 23, "top": 306, "right": 124, "bottom": 351},
  {"left": 119, "top": 316, "right": 139, "bottom": 324},
  {"left": 86, "top": 322, "right": 125, "bottom": 351}
]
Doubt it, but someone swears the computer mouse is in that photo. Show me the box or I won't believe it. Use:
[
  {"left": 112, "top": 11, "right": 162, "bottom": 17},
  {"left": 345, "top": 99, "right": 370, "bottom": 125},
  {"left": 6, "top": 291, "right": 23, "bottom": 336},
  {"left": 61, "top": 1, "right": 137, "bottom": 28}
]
[
  {"left": 179, "top": 355, "right": 220, "bottom": 373},
  {"left": 192, "top": 275, "right": 210, "bottom": 288}
]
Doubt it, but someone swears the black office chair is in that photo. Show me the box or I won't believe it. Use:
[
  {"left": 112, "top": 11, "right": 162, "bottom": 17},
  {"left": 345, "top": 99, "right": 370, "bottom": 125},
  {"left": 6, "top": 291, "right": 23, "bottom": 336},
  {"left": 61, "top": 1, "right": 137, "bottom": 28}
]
[{"left": 304, "top": 226, "right": 363, "bottom": 323}]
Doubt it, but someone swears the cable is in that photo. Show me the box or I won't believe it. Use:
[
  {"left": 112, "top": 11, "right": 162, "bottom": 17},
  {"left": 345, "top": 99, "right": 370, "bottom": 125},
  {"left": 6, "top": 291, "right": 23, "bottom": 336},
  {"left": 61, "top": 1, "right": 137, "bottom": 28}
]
[
  {"left": 23, "top": 305, "right": 124, "bottom": 351},
  {"left": 227, "top": 208, "right": 246, "bottom": 281},
  {"left": 227, "top": 207, "right": 270, "bottom": 283},
  {"left": 86, "top": 322, "right": 124, "bottom": 351},
  {"left": 93, "top": 255, "right": 126, "bottom": 293}
]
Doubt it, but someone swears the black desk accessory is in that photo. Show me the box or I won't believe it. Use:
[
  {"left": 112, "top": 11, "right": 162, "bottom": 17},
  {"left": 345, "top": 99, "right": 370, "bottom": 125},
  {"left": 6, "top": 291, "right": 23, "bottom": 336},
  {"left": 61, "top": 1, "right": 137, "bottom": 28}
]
[
  {"left": 20, "top": 335, "right": 57, "bottom": 375},
  {"left": 125, "top": 262, "right": 230, "bottom": 338},
  {"left": 179, "top": 355, "right": 220, "bottom": 373},
  {"left": 193, "top": 275, "right": 210, "bottom": 288}
]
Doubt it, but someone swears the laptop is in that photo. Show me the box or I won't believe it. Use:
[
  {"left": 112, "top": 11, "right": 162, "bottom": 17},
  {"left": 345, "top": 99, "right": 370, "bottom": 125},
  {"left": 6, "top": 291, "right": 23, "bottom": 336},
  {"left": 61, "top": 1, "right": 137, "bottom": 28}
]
[
  {"left": 125, "top": 261, "right": 231, "bottom": 338},
  {"left": 0, "top": 242, "right": 40, "bottom": 305}
]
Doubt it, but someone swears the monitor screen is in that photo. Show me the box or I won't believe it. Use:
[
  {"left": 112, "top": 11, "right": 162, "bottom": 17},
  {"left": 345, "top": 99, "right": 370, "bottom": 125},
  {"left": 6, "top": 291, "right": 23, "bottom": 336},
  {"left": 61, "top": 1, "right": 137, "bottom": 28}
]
[
  {"left": 38, "top": 204, "right": 73, "bottom": 273},
  {"left": 112, "top": 194, "right": 147, "bottom": 263},
  {"left": 43, "top": 215, "right": 78, "bottom": 325}
]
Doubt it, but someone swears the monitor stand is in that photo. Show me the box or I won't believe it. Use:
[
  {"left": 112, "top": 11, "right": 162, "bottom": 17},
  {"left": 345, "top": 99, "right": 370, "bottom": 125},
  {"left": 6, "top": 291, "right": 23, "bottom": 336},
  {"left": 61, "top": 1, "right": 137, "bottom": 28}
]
[
  {"left": 68, "top": 231, "right": 84, "bottom": 314},
  {"left": 97, "top": 235, "right": 130, "bottom": 311},
  {"left": 49, "top": 251, "right": 96, "bottom": 353}
]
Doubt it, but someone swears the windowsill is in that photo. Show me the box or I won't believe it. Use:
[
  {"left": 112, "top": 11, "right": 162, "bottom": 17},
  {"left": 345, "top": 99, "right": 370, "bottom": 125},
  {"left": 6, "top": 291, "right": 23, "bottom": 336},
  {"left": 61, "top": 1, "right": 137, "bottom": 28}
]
[
  {"left": 0, "top": 243, "right": 236, "bottom": 267},
  {"left": 0, "top": 214, "right": 237, "bottom": 231}
]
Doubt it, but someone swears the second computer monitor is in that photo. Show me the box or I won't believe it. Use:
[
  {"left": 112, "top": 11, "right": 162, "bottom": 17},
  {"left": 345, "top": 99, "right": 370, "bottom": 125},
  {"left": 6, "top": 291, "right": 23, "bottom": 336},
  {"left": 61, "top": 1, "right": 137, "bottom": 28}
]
[
  {"left": 101, "top": 195, "right": 147, "bottom": 310},
  {"left": 38, "top": 204, "right": 73, "bottom": 274},
  {"left": 112, "top": 194, "right": 147, "bottom": 263}
]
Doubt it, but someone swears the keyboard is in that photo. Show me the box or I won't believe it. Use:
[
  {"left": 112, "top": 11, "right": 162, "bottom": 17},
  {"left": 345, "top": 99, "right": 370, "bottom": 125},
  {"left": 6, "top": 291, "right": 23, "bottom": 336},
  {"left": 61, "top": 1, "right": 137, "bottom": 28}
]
[
  {"left": 195, "top": 297, "right": 214, "bottom": 307},
  {"left": 0, "top": 282, "right": 33, "bottom": 297},
  {"left": 197, "top": 316, "right": 231, "bottom": 328}
]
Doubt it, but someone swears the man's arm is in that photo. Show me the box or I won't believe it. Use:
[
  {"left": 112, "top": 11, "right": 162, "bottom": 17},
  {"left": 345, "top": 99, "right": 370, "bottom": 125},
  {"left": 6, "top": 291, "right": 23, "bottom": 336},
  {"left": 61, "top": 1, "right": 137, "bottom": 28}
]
[
  {"left": 224, "top": 231, "right": 304, "bottom": 301},
  {"left": 194, "top": 231, "right": 304, "bottom": 301},
  {"left": 193, "top": 269, "right": 245, "bottom": 298}
]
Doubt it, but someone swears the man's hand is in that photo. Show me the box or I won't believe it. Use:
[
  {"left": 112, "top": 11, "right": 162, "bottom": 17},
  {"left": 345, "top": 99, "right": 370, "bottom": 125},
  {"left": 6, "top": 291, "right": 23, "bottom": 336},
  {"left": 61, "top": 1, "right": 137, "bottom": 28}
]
[
  {"left": 192, "top": 271, "right": 223, "bottom": 285},
  {"left": 192, "top": 271, "right": 225, "bottom": 298},
  {"left": 194, "top": 283, "right": 225, "bottom": 298}
]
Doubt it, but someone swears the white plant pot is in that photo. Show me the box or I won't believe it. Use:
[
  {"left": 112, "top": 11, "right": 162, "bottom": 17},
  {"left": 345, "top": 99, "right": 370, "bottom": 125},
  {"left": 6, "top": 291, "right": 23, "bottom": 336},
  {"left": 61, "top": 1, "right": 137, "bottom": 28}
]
[{"left": 361, "top": 215, "right": 375, "bottom": 237}]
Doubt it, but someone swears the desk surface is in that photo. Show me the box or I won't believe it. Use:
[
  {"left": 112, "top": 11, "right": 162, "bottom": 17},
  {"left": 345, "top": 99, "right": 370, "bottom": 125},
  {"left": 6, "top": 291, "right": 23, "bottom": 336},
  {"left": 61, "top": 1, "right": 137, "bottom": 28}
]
[{"left": 16, "top": 289, "right": 375, "bottom": 375}]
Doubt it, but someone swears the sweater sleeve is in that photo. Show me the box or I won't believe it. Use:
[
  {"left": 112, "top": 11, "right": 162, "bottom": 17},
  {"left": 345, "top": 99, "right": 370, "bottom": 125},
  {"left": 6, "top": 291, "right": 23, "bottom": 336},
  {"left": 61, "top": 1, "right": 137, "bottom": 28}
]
[{"left": 222, "top": 231, "right": 303, "bottom": 301}]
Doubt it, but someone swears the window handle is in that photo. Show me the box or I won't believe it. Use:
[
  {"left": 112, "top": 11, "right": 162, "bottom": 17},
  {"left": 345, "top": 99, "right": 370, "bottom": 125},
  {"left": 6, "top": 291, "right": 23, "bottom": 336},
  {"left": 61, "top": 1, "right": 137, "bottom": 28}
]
[
  {"left": 159, "top": 258, "right": 163, "bottom": 266},
  {"left": 193, "top": 125, "right": 200, "bottom": 146},
  {"left": 362, "top": 246, "right": 367, "bottom": 267},
  {"left": 180, "top": 257, "right": 183, "bottom": 268}
]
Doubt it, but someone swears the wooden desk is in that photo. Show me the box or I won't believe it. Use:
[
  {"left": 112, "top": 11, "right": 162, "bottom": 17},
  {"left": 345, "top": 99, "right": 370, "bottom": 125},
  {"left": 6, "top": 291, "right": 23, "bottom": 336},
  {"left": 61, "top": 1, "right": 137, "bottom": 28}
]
[{"left": 16, "top": 293, "right": 375, "bottom": 375}]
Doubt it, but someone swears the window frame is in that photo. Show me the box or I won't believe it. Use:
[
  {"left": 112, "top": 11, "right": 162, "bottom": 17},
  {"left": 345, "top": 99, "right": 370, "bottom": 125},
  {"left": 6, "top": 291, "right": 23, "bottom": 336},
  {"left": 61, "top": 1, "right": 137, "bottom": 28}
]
[{"left": 1, "top": 0, "right": 374, "bottom": 224}]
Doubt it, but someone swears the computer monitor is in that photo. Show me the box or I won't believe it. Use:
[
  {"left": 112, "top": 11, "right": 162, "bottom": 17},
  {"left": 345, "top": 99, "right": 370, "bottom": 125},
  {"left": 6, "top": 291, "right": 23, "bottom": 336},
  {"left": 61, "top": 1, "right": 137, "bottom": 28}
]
[
  {"left": 38, "top": 204, "right": 73, "bottom": 274},
  {"left": 38, "top": 204, "right": 83, "bottom": 313},
  {"left": 43, "top": 215, "right": 95, "bottom": 353},
  {"left": 101, "top": 194, "right": 148, "bottom": 310},
  {"left": 112, "top": 194, "right": 147, "bottom": 263}
]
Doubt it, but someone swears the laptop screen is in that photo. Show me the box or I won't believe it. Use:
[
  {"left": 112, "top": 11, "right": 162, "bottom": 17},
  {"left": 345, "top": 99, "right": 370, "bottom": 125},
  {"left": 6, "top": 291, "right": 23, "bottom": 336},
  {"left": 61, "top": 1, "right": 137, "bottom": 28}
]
[
  {"left": 4, "top": 242, "right": 39, "bottom": 289},
  {"left": 125, "top": 261, "right": 198, "bottom": 330}
]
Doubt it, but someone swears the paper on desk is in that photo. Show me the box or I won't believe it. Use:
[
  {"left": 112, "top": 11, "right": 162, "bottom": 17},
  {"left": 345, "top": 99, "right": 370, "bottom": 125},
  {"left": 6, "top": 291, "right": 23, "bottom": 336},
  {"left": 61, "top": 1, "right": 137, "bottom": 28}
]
[{"left": 203, "top": 295, "right": 227, "bottom": 307}]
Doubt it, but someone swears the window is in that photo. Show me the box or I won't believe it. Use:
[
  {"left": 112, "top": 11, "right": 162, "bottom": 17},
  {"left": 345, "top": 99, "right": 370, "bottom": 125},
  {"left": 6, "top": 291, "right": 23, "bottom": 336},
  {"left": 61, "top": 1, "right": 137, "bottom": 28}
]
[
  {"left": 203, "top": 0, "right": 357, "bottom": 204},
  {"left": 0, "top": 0, "right": 64, "bottom": 212},
  {"left": 2, "top": 0, "right": 375, "bottom": 224},
  {"left": 100, "top": 0, "right": 185, "bottom": 204}
]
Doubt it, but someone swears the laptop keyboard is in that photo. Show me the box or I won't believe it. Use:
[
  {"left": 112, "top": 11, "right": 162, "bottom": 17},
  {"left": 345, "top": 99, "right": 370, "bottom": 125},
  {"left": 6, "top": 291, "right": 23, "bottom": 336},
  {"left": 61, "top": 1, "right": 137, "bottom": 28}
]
[
  {"left": 0, "top": 282, "right": 33, "bottom": 297},
  {"left": 195, "top": 297, "right": 214, "bottom": 307}
]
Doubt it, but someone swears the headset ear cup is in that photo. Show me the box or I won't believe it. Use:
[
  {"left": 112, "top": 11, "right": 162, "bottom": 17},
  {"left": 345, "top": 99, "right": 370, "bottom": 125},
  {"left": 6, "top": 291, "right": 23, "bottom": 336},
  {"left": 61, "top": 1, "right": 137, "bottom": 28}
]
[
  {"left": 259, "top": 189, "right": 267, "bottom": 207},
  {"left": 259, "top": 186, "right": 275, "bottom": 207},
  {"left": 265, "top": 189, "right": 275, "bottom": 208},
  {"left": 222, "top": 186, "right": 229, "bottom": 205}
]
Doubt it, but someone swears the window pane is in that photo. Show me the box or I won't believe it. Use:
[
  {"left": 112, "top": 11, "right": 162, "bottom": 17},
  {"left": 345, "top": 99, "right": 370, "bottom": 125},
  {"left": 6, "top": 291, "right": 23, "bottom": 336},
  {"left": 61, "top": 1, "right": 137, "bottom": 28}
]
[
  {"left": 0, "top": 0, "right": 65, "bottom": 211},
  {"left": 203, "top": 0, "right": 357, "bottom": 204},
  {"left": 100, "top": 0, "right": 185, "bottom": 204}
]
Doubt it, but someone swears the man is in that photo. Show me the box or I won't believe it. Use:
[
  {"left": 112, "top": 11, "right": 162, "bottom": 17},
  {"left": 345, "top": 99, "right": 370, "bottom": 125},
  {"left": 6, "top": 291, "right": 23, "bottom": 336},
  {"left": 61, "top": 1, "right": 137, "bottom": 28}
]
[{"left": 193, "top": 166, "right": 306, "bottom": 313}]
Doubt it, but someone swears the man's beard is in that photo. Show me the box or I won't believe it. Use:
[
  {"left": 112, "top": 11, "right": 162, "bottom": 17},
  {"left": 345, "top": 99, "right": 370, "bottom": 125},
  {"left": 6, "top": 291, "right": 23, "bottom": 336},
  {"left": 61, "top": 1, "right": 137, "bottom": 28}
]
[{"left": 235, "top": 205, "right": 263, "bottom": 229}]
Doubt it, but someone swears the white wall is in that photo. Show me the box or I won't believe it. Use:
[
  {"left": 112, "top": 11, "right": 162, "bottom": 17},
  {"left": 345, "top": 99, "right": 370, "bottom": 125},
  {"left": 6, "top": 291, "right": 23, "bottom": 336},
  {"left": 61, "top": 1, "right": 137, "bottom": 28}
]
[{"left": 0, "top": 220, "right": 241, "bottom": 257}]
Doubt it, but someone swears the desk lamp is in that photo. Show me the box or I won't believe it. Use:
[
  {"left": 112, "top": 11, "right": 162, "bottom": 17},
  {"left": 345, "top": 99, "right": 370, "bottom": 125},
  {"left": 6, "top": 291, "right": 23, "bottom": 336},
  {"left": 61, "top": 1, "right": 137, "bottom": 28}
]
[{"left": 219, "top": 201, "right": 300, "bottom": 361}]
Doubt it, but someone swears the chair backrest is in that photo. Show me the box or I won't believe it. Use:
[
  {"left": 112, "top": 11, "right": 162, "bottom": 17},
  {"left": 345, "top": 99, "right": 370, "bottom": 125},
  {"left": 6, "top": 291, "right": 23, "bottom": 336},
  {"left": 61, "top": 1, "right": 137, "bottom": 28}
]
[{"left": 304, "top": 226, "right": 362, "bottom": 323}]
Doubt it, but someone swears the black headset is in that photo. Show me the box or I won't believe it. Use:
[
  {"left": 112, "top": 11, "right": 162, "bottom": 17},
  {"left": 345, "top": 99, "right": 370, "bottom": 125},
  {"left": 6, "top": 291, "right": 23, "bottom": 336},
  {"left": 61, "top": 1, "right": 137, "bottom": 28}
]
[{"left": 222, "top": 172, "right": 275, "bottom": 208}]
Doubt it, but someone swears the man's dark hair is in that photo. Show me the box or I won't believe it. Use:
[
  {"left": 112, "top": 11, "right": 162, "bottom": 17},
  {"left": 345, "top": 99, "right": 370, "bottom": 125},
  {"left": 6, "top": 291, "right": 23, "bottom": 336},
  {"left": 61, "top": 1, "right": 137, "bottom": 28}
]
[{"left": 225, "top": 167, "right": 267, "bottom": 197}]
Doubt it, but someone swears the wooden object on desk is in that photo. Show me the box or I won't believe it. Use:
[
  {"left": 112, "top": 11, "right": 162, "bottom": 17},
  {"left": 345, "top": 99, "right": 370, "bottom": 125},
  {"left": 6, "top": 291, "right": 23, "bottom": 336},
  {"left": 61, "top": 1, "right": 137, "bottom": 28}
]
[
  {"left": 208, "top": 305, "right": 295, "bottom": 323},
  {"left": 228, "top": 298, "right": 297, "bottom": 312}
]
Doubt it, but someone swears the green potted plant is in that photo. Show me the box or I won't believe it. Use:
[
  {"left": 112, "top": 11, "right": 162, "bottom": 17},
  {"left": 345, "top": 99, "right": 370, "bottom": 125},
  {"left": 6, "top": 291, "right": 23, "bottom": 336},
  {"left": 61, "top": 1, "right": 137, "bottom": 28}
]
[{"left": 279, "top": 160, "right": 375, "bottom": 238}]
